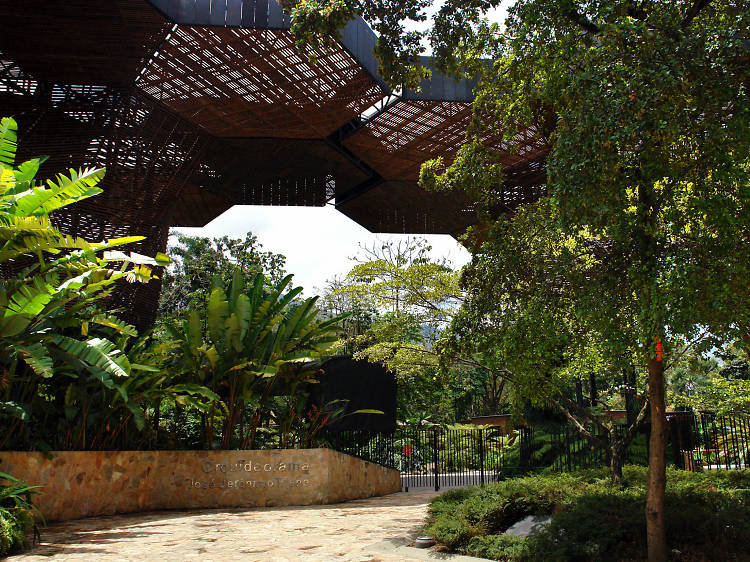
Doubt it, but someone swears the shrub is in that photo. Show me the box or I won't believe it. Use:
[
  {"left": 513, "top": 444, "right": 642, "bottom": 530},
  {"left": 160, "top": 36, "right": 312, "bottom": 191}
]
[
  {"left": 0, "top": 472, "right": 40, "bottom": 556},
  {"left": 424, "top": 466, "right": 750, "bottom": 561}
]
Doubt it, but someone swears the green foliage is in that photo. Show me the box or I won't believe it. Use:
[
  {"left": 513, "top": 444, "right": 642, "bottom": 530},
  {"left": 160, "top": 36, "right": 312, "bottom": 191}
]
[
  {"left": 425, "top": 0, "right": 750, "bottom": 366},
  {"left": 0, "top": 117, "right": 173, "bottom": 450},
  {"left": 158, "top": 232, "right": 286, "bottom": 328},
  {"left": 167, "top": 270, "right": 346, "bottom": 448},
  {"left": 319, "top": 238, "right": 505, "bottom": 424},
  {"left": 0, "top": 471, "right": 40, "bottom": 556},
  {"left": 674, "top": 344, "right": 750, "bottom": 416},
  {"left": 282, "top": 0, "right": 433, "bottom": 88},
  {"left": 426, "top": 467, "right": 750, "bottom": 561}
]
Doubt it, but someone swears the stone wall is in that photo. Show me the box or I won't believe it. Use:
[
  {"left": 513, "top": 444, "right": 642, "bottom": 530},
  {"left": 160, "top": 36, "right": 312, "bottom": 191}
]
[{"left": 0, "top": 449, "right": 401, "bottom": 521}]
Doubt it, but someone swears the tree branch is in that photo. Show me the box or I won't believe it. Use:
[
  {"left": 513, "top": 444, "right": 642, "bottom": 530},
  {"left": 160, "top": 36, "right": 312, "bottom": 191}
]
[
  {"left": 664, "top": 332, "right": 708, "bottom": 371},
  {"left": 681, "top": 0, "right": 712, "bottom": 29},
  {"left": 623, "top": 397, "right": 650, "bottom": 444},
  {"left": 548, "top": 395, "right": 609, "bottom": 448},
  {"left": 562, "top": 6, "right": 600, "bottom": 34}
]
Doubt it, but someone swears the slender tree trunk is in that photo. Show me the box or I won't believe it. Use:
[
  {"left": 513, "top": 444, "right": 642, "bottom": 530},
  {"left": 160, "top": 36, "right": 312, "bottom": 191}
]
[
  {"left": 575, "top": 378, "right": 585, "bottom": 408},
  {"left": 610, "top": 440, "right": 624, "bottom": 485},
  {"left": 646, "top": 354, "right": 668, "bottom": 562},
  {"left": 153, "top": 399, "right": 161, "bottom": 445},
  {"left": 589, "top": 372, "right": 598, "bottom": 405}
]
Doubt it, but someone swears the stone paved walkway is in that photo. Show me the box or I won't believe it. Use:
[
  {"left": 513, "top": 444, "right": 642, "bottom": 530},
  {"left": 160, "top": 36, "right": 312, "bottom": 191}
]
[{"left": 13, "top": 491, "right": 443, "bottom": 561}]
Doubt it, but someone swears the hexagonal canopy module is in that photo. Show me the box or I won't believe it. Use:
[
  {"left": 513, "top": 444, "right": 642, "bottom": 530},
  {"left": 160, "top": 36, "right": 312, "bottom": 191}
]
[{"left": 0, "top": 0, "right": 548, "bottom": 328}]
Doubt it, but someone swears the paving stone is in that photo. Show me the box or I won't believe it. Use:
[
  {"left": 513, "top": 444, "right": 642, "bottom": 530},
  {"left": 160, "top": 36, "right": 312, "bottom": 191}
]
[{"left": 12, "top": 491, "right": 442, "bottom": 561}]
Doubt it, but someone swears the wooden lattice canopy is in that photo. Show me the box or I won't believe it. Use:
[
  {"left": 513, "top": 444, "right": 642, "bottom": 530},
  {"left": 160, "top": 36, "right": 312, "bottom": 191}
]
[{"left": 0, "top": 0, "right": 550, "bottom": 327}]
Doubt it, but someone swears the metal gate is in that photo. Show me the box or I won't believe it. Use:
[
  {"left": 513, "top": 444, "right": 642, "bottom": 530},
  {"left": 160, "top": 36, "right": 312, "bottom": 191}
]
[
  {"left": 325, "top": 415, "right": 749, "bottom": 491},
  {"left": 325, "top": 427, "right": 535, "bottom": 491}
]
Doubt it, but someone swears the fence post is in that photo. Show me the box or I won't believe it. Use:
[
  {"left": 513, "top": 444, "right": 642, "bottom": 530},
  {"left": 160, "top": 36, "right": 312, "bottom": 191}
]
[
  {"left": 479, "top": 429, "right": 485, "bottom": 485},
  {"left": 520, "top": 427, "right": 532, "bottom": 470},
  {"left": 432, "top": 427, "right": 440, "bottom": 492}
]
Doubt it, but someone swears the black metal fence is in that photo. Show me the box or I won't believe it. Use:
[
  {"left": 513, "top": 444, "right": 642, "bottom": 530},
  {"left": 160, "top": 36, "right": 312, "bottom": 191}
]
[
  {"left": 324, "top": 427, "right": 535, "bottom": 490},
  {"left": 323, "top": 412, "right": 749, "bottom": 491},
  {"left": 669, "top": 412, "right": 750, "bottom": 470}
]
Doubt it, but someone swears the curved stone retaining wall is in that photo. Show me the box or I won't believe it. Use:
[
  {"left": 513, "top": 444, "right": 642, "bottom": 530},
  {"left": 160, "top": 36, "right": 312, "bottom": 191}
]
[{"left": 0, "top": 448, "right": 401, "bottom": 521}]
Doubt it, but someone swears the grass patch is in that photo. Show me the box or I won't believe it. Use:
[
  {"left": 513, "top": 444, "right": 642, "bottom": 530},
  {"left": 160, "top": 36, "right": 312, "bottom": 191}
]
[{"left": 424, "top": 466, "right": 750, "bottom": 561}]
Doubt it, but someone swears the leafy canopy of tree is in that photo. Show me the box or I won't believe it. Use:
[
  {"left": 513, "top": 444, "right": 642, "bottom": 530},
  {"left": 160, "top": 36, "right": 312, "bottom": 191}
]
[
  {"left": 289, "top": 2, "right": 750, "bottom": 559},
  {"left": 158, "top": 232, "right": 287, "bottom": 327},
  {"left": 676, "top": 344, "right": 750, "bottom": 416},
  {"left": 335, "top": 238, "right": 460, "bottom": 375},
  {"left": 319, "top": 238, "right": 509, "bottom": 424}
]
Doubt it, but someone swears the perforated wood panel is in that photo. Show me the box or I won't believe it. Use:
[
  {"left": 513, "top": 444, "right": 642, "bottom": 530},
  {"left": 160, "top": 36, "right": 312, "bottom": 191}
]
[
  {"left": 344, "top": 101, "right": 549, "bottom": 181},
  {"left": 193, "top": 138, "right": 368, "bottom": 209},
  {"left": 1, "top": 0, "right": 554, "bottom": 328},
  {"left": 137, "top": 26, "right": 385, "bottom": 138},
  {"left": 2, "top": 55, "right": 207, "bottom": 329},
  {"left": 337, "top": 180, "right": 476, "bottom": 236},
  {"left": 338, "top": 100, "right": 550, "bottom": 232},
  {"left": 0, "top": 1, "right": 168, "bottom": 85}
]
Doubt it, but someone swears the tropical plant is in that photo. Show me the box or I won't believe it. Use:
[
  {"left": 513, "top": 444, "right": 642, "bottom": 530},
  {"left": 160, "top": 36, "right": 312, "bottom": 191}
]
[
  {"left": 158, "top": 232, "right": 287, "bottom": 328},
  {"left": 166, "top": 270, "right": 346, "bottom": 449},
  {"left": 50, "top": 329, "right": 219, "bottom": 450},
  {"left": 0, "top": 471, "right": 40, "bottom": 556},
  {"left": 0, "top": 116, "right": 169, "bottom": 449}
]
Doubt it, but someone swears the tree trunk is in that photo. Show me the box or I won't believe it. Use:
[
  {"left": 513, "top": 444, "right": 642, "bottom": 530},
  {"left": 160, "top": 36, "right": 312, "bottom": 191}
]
[
  {"left": 575, "top": 378, "right": 585, "bottom": 408},
  {"left": 153, "top": 399, "right": 161, "bottom": 445},
  {"left": 610, "top": 441, "right": 624, "bottom": 485},
  {"left": 589, "top": 372, "right": 598, "bottom": 405},
  {"left": 646, "top": 355, "right": 668, "bottom": 562}
]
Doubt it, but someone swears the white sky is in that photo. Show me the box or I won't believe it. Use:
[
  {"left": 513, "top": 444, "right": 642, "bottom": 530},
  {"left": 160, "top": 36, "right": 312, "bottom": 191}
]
[
  {"left": 173, "top": 205, "right": 471, "bottom": 296},
  {"left": 173, "top": 3, "right": 510, "bottom": 295}
]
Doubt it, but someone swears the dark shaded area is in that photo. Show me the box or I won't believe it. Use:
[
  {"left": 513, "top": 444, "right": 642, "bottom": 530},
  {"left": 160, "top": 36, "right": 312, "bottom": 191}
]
[{"left": 311, "top": 356, "right": 397, "bottom": 431}]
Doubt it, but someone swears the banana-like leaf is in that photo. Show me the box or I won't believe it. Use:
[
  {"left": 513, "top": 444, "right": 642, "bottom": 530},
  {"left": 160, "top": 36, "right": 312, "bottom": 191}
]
[
  {"left": 187, "top": 310, "right": 202, "bottom": 352},
  {"left": 168, "top": 383, "right": 220, "bottom": 402},
  {"left": 130, "top": 363, "right": 160, "bottom": 372},
  {"left": 0, "top": 117, "right": 17, "bottom": 165},
  {"left": 88, "top": 314, "right": 138, "bottom": 337},
  {"left": 34, "top": 167, "right": 105, "bottom": 214},
  {"left": 8, "top": 167, "right": 103, "bottom": 217},
  {"left": 52, "top": 335, "right": 130, "bottom": 379},
  {"left": 14, "top": 342, "right": 54, "bottom": 377},
  {"left": 102, "top": 249, "right": 163, "bottom": 266},
  {"left": 207, "top": 287, "right": 229, "bottom": 348},
  {"left": 14, "top": 158, "right": 42, "bottom": 185},
  {"left": 0, "top": 311, "right": 32, "bottom": 337},
  {"left": 126, "top": 401, "right": 146, "bottom": 430}
]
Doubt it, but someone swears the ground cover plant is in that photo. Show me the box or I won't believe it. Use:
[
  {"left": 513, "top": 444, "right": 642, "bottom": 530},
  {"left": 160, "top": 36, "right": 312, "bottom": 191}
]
[
  {"left": 425, "top": 466, "right": 750, "bottom": 561},
  {"left": 0, "top": 471, "right": 39, "bottom": 556}
]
